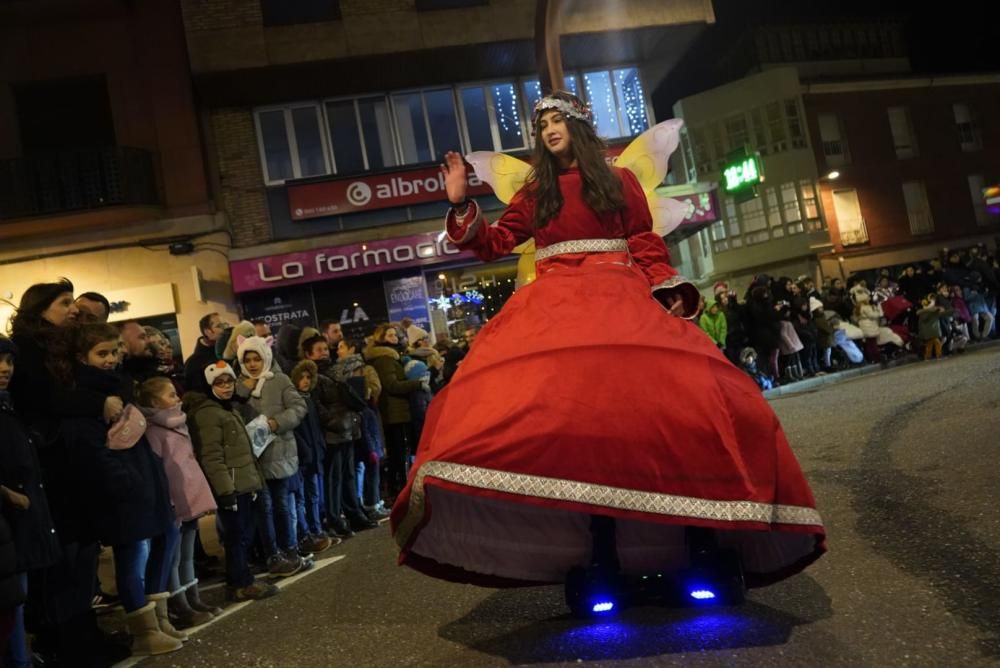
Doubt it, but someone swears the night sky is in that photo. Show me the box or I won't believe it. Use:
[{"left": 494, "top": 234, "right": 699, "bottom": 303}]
[{"left": 711, "top": 0, "right": 1000, "bottom": 74}]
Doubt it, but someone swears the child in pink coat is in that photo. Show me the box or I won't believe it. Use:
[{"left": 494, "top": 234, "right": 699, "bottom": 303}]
[{"left": 138, "top": 377, "right": 219, "bottom": 628}]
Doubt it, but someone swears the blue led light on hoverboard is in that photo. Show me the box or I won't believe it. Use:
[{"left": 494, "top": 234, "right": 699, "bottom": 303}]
[
  {"left": 689, "top": 589, "right": 717, "bottom": 600},
  {"left": 592, "top": 601, "right": 615, "bottom": 612}
]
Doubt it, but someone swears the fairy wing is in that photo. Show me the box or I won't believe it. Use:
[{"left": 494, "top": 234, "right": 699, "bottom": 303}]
[
  {"left": 614, "top": 119, "right": 684, "bottom": 194},
  {"left": 464, "top": 152, "right": 532, "bottom": 206},
  {"left": 465, "top": 152, "right": 537, "bottom": 285},
  {"left": 614, "top": 119, "right": 687, "bottom": 236}
]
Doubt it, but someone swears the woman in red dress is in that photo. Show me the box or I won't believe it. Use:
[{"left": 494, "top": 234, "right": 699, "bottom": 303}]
[{"left": 390, "top": 92, "right": 826, "bottom": 593}]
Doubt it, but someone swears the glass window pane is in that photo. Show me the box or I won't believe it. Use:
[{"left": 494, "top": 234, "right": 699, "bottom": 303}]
[
  {"left": 563, "top": 75, "right": 579, "bottom": 97},
  {"left": 461, "top": 86, "right": 494, "bottom": 151},
  {"left": 613, "top": 67, "right": 649, "bottom": 136},
  {"left": 584, "top": 71, "right": 621, "bottom": 138},
  {"left": 358, "top": 97, "right": 397, "bottom": 170},
  {"left": 290, "top": 107, "right": 326, "bottom": 177},
  {"left": 258, "top": 110, "right": 293, "bottom": 182},
  {"left": 325, "top": 100, "right": 365, "bottom": 174},
  {"left": 392, "top": 93, "right": 432, "bottom": 164},
  {"left": 491, "top": 83, "right": 524, "bottom": 150},
  {"left": 425, "top": 89, "right": 462, "bottom": 157},
  {"left": 523, "top": 80, "right": 543, "bottom": 113}
]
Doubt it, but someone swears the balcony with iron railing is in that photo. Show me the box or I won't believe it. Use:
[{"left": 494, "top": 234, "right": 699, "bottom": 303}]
[{"left": 0, "top": 146, "right": 159, "bottom": 221}]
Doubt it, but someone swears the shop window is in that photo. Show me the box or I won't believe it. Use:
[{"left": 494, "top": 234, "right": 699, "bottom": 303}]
[{"left": 425, "top": 261, "right": 518, "bottom": 342}]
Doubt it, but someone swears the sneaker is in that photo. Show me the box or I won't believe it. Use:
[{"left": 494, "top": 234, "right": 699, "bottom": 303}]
[
  {"left": 302, "top": 535, "right": 333, "bottom": 554},
  {"left": 227, "top": 581, "right": 279, "bottom": 602},
  {"left": 267, "top": 554, "right": 303, "bottom": 578},
  {"left": 365, "top": 506, "right": 391, "bottom": 521}
]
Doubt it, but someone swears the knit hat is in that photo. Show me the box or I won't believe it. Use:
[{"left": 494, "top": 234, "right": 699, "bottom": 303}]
[
  {"left": 0, "top": 335, "right": 17, "bottom": 357},
  {"left": 404, "top": 359, "right": 429, "bottom": 382},
  {"left": 809, "top": 296, "right": 824, "bottom": 313},
  {"left": 236, "top": 335, "right": 275, "bottom": 398},
  {"left": 204, "top": 360, "right": 237, "bottom": 386},
  {"left": 406, "top": 324, "right": 430, "bottom": 346},
  {"left": 291, "top": 359, "right": 318, "bottom": 392}
]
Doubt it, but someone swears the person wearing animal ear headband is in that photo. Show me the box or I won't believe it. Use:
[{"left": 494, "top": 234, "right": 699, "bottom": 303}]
[{"left": 390, "top": 90, "right": 826, "bottom": 596}]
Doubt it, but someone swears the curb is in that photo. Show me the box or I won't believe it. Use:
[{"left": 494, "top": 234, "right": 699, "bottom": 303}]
[{"left": 763, "top": 337, "right": 1000, "bottom": 399}]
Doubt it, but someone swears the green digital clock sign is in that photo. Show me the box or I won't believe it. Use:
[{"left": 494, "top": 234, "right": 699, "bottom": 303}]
[{"left": 722, "top": 154, "right": 763, "bottom": 193}]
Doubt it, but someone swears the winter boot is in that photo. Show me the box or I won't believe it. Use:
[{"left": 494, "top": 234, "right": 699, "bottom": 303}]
[
  {"left": 148, "top": 592, "right": 188, "bottom": 642},
  {"left": 185, "top": 578, "right": 223, "bottom": 617},
  {"left": 125, "top": 602, "right": 183, "bottom": 656},
  {"left": 168, "top": 585, "right": 213, "bottom": 628}
]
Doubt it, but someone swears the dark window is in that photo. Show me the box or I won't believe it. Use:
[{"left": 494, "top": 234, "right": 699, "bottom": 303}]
[
  {"left": 415, "top": 0, "right": 488, "bottom": 10},
  {"left": 261, "top": 0, "right": 341, "bottom": 27},
  {"left": 14, "top": 76, "right": 115, "bottom": 151}
]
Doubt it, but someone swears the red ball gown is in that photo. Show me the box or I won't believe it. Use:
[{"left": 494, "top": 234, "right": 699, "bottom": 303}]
[{"left": 391, "top": 167, "right": 826, "bottom": 588}]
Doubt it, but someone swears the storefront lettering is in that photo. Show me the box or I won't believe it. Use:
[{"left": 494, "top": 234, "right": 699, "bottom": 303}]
[
  {"left": 259, "top": 262, "right": 306, "bottom": 283},
  {"left": 340, "top": 306, "right": 370, "bottom": 324},
  {"left": 309, "top": 238, "right": 460, "bottom": 279},
  {"left": 233, "top": 232, "right": 478, "bottom": 293},
  {"left": 260, "top": 309, "right": 311, "bottom": 324}
]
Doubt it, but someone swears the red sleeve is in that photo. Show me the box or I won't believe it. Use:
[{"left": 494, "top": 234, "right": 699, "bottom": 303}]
[
  {"left": 445, "top": 191, "right": 534, "bottom": 263},
  {"left": 619, "top": 168, "right": 701, "bottom": 319}
]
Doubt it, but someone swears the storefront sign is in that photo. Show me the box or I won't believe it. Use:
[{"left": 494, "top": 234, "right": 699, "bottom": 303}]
[
  {"left": 106, "top": 283, "right": 176, "bottom": 323},
  {"left": 675, "top": 191, "right": 720, "bottom": 226},
  {"left": 384, "top": 276, "right": 430, "bottom": 330},
  {"left": 240, "top": 287, "right": 316, "bottom": 329},
  {"left": 230, "top": 231, "right": 475, "bottom": 293},
  {"left": 289, "top": 145, "right": 631, "bottom": 222},
  {"left": 289, "top": 165, "right": 495, "bottom": 220}
]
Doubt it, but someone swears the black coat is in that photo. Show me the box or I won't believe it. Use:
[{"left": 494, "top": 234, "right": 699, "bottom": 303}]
[
  {"left": 9, "top": 332, "right": 105, "bottom": 545},
  {"left": 0, "top": 511, "right": 25, "bottom": 611},
  {"left": 0, "top": 396, "right": 60, "bottom": 572},
  {"left": 747, "top": 296, "right": 782, "bottom": 353},
  {"left": 63, "top": 364, "right": 173, "bottom": 546},
  {"left": 183, "top": 339, "right": 218, "bottom": 395},
  {"left": 312, "top": 360, "right": 366, "bottom": 445},
  {"left": 293, "top": 393, "right": 326, "bottom": 476}
]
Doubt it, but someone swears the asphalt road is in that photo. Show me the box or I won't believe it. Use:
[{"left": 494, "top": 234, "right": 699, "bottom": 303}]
[{"left": 137, "top": 345, "right": 1000, "bottom": 667}]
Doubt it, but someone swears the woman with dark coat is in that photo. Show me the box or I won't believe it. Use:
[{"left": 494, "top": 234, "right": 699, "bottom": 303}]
[
  {"left": 62, "top": 324, "right": 181, "bottom": 655},
  {"left": 746, "top": 285, "right": 783, "bottom": 380},
  {"left": 8, "top": 279, "right": 130, "bottom": 666},
  {"left": 364, "top": 324, "right": 423, "bottom": 501},
  {"left": 0, "top": 335, "right": 60, "bottom": 666}
]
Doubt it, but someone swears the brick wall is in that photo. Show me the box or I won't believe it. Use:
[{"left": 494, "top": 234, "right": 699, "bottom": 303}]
[
  {"left": 210, "top": 108, "right": 269, "bottom": 247},
  {"left": 181, "top": 0, "right": 261, "bottom": 33}
]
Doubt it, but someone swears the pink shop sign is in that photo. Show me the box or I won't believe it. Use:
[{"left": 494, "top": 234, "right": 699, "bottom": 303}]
[{"left": 230, "top": 232, "right": 475, "bottom": 293}]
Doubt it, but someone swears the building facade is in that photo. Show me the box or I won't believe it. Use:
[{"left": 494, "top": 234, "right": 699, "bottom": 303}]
[
  {"left": 803, "top": 75, "right": 1000, "bottom": 280},
  {"left": 179, "top": 0, "right": 718, "bottom": 341},
  {"left": 672, "top": 67, "right": 831, "bottom": 294},
  {"left": 662, "top": 17, "right": 1000, "bottom": 294},
  {"left": 0, "top": 0, "right": 234, "bottom": 356}
]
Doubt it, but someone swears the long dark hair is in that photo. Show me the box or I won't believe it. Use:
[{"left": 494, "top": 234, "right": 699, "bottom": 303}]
[
  {"left": 8, "top": 278, "right": 76, "bottom": 383},
  {"left": 529, "top": 91, "right": 624, "bottom": 228}
]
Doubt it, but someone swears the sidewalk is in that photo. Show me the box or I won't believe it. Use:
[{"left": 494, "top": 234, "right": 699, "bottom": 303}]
[{"left": 762, "top": 337, "right": 1000, "bottom": 399}]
